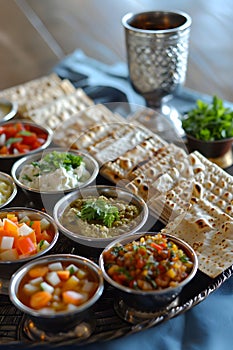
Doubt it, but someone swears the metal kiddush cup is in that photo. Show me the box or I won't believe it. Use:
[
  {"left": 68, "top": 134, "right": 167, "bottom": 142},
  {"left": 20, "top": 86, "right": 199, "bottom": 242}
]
[{"left": 122, "top": 11, "right": 192, "bottom": 135}]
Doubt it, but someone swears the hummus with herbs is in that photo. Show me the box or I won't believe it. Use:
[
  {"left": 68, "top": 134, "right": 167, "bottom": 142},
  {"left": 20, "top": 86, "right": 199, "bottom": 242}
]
[{"left": 60, "top": 195, "right": 141, "bottom": 239}]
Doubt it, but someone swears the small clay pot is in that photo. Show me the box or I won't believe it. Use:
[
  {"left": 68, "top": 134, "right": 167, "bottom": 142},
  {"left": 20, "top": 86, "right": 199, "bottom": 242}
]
[{"left": 186, "top": 134, "right": 233, "bottom": 168}]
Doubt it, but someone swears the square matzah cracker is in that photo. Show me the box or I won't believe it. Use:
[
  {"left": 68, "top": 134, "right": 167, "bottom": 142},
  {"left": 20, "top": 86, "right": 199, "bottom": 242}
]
[
  {"left": 161, "top": 198, "right": 233, "bottom": 278},
  {"left": 189, "top": 151, "right": 233, "bottom": 218},
  {"left": 0, "top": 73, "right": 62, "bottom": 102},
  {"left": 22, "top": 88, "right": 94, "bottom": 130}
]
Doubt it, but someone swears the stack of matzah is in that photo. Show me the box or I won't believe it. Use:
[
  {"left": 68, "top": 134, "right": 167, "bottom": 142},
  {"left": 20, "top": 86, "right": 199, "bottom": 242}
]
[{"left": 0, "top": 73, "right": 94, "bottom": 130}]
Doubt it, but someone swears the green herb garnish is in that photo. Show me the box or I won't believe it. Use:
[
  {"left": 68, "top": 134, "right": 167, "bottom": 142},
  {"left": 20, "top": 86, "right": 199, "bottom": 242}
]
[
  {"left": 5, "top": 137, "right": 23, "bottom": 147},
  {"left": 31, "top": 151, "right": 83, "bottom": 173},
  {"left": 18, "top": 130, "right": 33, "bottom": 136},
  {"left": 182, "top": 95, "right": 233, "bottom": 141},
  {"left": 22, "top": 174, "right": 32, "bottom": 182},
  {"left": 38, "top": 240, "right": 45, "bottom": 250},
  {"left": 79, "top": 198, "right": 119, "bottom": 228}
]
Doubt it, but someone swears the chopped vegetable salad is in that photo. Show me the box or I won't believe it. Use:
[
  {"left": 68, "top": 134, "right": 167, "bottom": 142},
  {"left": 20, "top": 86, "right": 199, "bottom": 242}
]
[
  {"left": 103, "top": 234, "right": 194, "bottom": 291},
  {"left": 0, "top": 213, "right": 54, "bottom": 261}
]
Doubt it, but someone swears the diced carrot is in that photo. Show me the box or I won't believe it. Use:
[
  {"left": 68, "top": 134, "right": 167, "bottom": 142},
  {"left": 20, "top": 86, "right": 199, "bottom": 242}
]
[
  {"left": 16, "top": 236, "right": 36, "bottom": 255},
  {"left": 39, "top": 230, "right": 53, "bottom": 243},
  {"left": 57, "top": 270, "right": 70, "bottom": 281},
  {"left": 30, "top": 291, "right": 52, "bottom": 309},
  {"left": 3, "top": 219, "right": 19, "bottom": 236},
  {"left": 27, "top": 231, "right": 37, "bottom": 245},
  {"left": 0, "top": 146, "right": 8, "bottom": 155},
  {"left": 29, "top": 266, "right": 49, "bottom": 278},
  {"left": 0, "top": 228, "right": 18, "bottom": 240},
  {"left": 31, "top": 221, "right": 41, "bottom": 239},
  {"left": 62, "top": 290, "right": 84, "bottom": 306}
]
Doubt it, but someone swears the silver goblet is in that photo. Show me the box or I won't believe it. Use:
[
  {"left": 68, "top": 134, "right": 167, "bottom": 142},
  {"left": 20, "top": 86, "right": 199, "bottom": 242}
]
[{"left": 122, "top": 11, "right": 192, "bottom": 136}]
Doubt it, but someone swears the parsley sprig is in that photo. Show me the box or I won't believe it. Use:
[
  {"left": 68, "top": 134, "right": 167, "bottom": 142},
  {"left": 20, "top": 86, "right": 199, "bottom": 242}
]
[
  {"left": 182, "top": 96, "right": 233, "bottom": 141},
  {"left": 78, "top": 198, "right": 119, "bottom": 228},
  {"left": 31, "top": 151, "right": 83, "bottom": 173}
]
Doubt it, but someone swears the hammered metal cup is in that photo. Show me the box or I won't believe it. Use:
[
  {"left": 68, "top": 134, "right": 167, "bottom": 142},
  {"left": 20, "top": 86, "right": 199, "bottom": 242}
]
[{"left": 122, "top": 11, "right": 192, "bottom": 108}]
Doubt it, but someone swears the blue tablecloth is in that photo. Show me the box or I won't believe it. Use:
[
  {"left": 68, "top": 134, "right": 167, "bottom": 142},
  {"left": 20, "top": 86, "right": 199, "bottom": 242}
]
[{"left": 50, "top": 50, "right": 233, "bottom": 350}]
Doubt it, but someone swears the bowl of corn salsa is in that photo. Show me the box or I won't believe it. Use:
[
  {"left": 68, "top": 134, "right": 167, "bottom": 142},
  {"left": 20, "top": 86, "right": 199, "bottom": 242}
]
[
  {"left": 9, "top": 254, "right": 104, "bottom": 333},
  {"left": 0, "top": 207, "right": 59, "bottom": 281},
  {"left": 0, "top": 171, "right": 17, "bottom": 209},
  {"left": 99, "top": 232, "right": 198, "bottom": 320}
]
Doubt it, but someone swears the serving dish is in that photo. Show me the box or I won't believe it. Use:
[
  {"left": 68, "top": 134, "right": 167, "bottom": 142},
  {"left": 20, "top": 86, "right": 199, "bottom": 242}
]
[
  {"left": 9, "top": 254, "right": 104, "bottom": 336},
  {"left": 99, "top": 231, "right": 198, "bottom": 323},
  {"left": 0, "top": 99, "right": 17, "bottom": 123},
  {"left": 0, "top": 207, "right": 59, "bottom": 290},
  {"left": 0, "top": 120, "right": 53, "bottom": 173},
  {"left": 11, "top": 147, "right": 99, "bottom": 213},
  {"left": 53, "top": 185, "right": 148, "bottom": 248},
  {"left": 0, "top": 84, "right": 233, "bottom": 348},
  {"left": 0, "top": 171, "right": 17, "bottom": 208}
]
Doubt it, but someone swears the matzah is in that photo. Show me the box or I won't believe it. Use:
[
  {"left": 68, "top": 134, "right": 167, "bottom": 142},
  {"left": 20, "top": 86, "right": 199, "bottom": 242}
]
[
  {"left": 22, "top": 88, "right": 94, "bottom": 130},
  {"left": 100, "top": 135, "right": 168, "bottom": 183},
  {"left": 0, "top": 73, "right": 61, "bottom": 102},
  {"left": 161, "top": 198, "right": 233, "bottom": 278}
]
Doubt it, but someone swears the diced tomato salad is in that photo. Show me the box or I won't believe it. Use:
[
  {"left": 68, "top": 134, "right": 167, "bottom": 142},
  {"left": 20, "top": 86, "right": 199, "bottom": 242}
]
[
  {"left": 103, "top": 234, "right": 194, "bottom": 291},
  {"left": 0, "top": 122, "right": 48, "bottom": 155},
  {"left": 17, "top": 261, "right": 98, "bottom": 313},
  {"left": 0, "top": 213, "right": 54, "bottom": 261}
]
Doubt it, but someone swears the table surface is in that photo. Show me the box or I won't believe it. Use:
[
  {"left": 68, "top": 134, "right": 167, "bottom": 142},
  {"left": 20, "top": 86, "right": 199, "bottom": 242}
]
[
  {"left": 1, "top": 1, "right": 233, "bottom": 350},
  {"left": 1, "top": 0, "right": 233, "bottom": 103}
]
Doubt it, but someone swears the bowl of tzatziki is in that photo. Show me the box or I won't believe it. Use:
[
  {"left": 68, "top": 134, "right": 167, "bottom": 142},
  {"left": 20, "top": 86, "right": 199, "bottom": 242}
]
[{"left": 11, "top": 148, "right": 99, "bottom": 212}]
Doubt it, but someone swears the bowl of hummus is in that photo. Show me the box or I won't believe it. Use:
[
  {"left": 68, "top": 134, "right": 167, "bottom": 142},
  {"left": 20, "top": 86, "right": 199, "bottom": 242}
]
[{"left": 53, "top": 185, "right": 149, "bottom": 248}]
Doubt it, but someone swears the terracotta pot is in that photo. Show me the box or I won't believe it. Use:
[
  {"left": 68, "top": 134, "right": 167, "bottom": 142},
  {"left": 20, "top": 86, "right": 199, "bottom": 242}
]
[{"left": 186, "top": 134, "right": 233, "bottom": 168}]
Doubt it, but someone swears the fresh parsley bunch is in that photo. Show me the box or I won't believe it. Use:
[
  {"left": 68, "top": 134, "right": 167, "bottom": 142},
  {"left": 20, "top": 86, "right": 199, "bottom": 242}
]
[{"left": 182, "top": 96, "right": 233, "bottom": 141}]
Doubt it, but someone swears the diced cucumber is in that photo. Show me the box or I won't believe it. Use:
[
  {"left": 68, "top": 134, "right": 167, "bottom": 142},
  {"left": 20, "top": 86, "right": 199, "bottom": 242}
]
[
  {"left": 37, "top": 240, "right": 50, "bottom": 251},
  {"left": 18, "top": 215, "right": 31, "bottom": 223},
  {"left": 66, "top": 264, "right": 78, "bottom": 274},
  {"left": 40, "top": 218, "right": 51, "bottom": 231}
]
